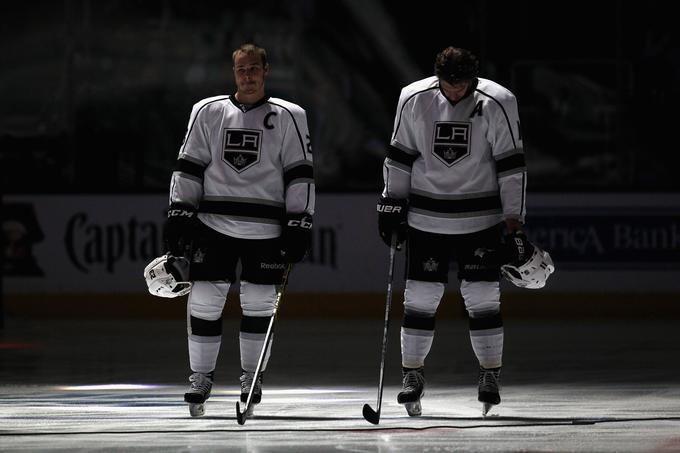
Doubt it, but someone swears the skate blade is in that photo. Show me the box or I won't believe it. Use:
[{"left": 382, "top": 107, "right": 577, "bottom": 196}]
[
  {"left": 189, "top": 403, "right": 205, "bottom": 417},
  {"left": 482, "top": 402, "right": 498, "bottom": 417},
  {"left": 404, "top": 401, "right": 422, "bottom": 417}
]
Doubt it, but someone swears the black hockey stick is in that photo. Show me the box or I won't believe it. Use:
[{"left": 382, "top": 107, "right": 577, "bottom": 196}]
[
  {"left": 236, "top": 263, "right": 293, "bottom": 425},
  {"left": 362, "top": 233, "right": 398, "bottom": 424}
]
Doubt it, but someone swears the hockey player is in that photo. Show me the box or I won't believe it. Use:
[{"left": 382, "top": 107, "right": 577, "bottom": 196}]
[
  {"left": 377, "top": 46, "right": 529, "bottom": 417},
  {"left": 146, "top": 43, "right": 315, "bottom": 417}
]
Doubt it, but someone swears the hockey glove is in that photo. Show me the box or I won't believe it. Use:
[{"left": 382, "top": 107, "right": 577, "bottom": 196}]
[
  {"left": 163, "top": 204, "right": 197, "bottom": 258},
  {"left": 280, "top": 213, "right": 313, "bottom": 263},
  {"left": 503, "top": 230, "right": 534, "bottom": 265},
  {"left": 377, "top": 197, "right": 408, "bottom": 249}
]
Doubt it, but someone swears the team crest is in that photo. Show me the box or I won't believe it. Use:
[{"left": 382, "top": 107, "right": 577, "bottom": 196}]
[
  {"left": 432, "top": 121, "right": 470, "bottom": 166},
  {"left": 222, "top": 128, "right": 262, "bottom": 172},
  {"left": 474, "top": 247, "right": 493, "bottom": 258},
  {"left": 192, "top": 247, "right": 206, "bottom": 264},
  {"left": 423, "top": 258, "right": 439, "bottom": 272}
]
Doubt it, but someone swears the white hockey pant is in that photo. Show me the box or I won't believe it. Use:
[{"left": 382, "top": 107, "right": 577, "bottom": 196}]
[
  {"left": 400, "top": 279, "right": 504, "bottom": 369},
  {"left": 187, "top": 280, "right": 230, "bottom": 374},
  {"left": 461, "top": 280, "right": 504, "bottom": 369},
  {"left": 187, "top": 280, "right": 277, "bottom": 374},
  {"left": 238, "top": 281, "right": 277, "bottom": 373},
  {"left": 401, "top": 280, "right": 444, "bottom": 368}
]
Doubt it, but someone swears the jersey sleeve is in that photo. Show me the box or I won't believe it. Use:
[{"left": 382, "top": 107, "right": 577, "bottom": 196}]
[
  {"left": 168, "top": 102, "right": 212, "bottom": 210},
  {"left": 382, "top": 88, "right": 420, "bottom": 199},
  {"left": 488, "top": 93, "right": 527, "bottom": 223},
  {"left": 281, "top": 107, "right": 315, "bottom": 216}
]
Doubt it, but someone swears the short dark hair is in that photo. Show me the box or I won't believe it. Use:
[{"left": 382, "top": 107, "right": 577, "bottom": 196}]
[
  {"left": 434, "top": 47, "right": 479, "bottom": 84},
  {"left": 232, "top": 43, "right": 268, "bottom": 67}
]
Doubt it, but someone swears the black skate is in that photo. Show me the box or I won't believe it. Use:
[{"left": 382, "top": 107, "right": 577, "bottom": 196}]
[
  {"left": 478, "top": 366, "right": 501, "bottom": 416},
  {"left": 397, "top": 367, "right": 425, "bottom": 416},
  {"left": 184, "top": 371, "right": 213, "bottom": 417},
  {"left": 240, "top": 370, "right": 263, "bottom": 416}
]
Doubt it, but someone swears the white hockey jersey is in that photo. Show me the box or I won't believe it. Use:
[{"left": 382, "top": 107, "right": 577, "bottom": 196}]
[
  {"left": 382, "top": 76, "right": 527, "bottom": 235},
  {"left": 170, "top": 95, "right": 315, "bottom": 239}
]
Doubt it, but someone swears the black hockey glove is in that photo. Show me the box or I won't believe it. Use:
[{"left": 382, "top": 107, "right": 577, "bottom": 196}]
[
  {"left": 163, "top": 204, "right": 197, "bottom": 258},
  {"left": 503, "top": 230, "right": 534, "bottom": 265},
  {"left": 280, "top": 213, "right": 313, "bottom": 263},
  {"left": 377, "top": 197, "right": 408, "bottom": 249}
]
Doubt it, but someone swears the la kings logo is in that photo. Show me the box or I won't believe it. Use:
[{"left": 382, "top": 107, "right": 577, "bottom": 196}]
[
  {"left": 222, "top": 128, "right": 262, "bottom": 172},
  {"left": 432, "top": 121, "right": 470, "bottom": 166}
]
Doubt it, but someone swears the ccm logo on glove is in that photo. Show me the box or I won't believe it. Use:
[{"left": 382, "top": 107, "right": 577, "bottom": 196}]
[
  {"left": 287, "top": 218, "right": 313, "bottom": 229},
  {"left": 168, "top": 208, "right": 195, "bottom": 218}
]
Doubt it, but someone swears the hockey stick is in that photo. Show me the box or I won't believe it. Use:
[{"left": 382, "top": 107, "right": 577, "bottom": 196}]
[
  {"left": 362, "top": 233, "right": 398, "bottom": 424},
  {"left": 236, "top": 263, "right": 293, "bottom": 425}
]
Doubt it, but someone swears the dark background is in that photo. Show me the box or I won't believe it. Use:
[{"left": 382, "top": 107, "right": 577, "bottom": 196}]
[{"left": 1, "top": 0, "right": 678, "bottom": 194}]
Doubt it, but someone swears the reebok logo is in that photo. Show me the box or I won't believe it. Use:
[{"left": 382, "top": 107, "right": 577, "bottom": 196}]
[{"left": 260, "top": 262, "right": 286, "bottom": 270}]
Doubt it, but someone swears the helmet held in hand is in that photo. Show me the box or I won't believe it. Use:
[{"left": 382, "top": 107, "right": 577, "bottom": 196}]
[
  {"left": 501, "top": 244, "right": 555, "bottom": 289},
  {"left": 143, "top": 254, "right": 192, "bottom": 298}
]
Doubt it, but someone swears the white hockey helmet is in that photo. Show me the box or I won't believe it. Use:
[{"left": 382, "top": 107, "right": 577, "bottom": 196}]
[
  {"left": 143, "top": 254, "right": 192, "bottom": 298},
  {"left": 501, "top": 244, "right": 555, "bottom": 289}
]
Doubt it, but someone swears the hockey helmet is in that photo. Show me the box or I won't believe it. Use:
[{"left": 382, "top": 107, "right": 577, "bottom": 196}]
[
  {"left": 143, "top": 254, "right": 192, "bottom": 298},
  {"left": 501, "top": 244, "right": 555, "bottom": 289}
]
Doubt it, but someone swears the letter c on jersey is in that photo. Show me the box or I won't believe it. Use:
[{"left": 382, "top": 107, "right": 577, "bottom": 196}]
[{"left": 264, "top": 112, "right": 277, "bottom": 129}]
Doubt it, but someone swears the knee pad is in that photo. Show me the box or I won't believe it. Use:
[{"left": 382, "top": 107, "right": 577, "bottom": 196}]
[
  {"left": 188, "top": 280, "right": 230, "bottom": 320},
  {"left": 460, "top": 280, "right": 500, "bottom": 317},
  {"left": 404, "top": 279, "right": 445, "bottom": 316},
  {"left": 240, "top": 280, "right": 277, "bottom": 317}
]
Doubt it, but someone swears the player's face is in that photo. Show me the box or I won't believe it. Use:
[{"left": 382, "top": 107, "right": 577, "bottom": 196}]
[
  {"left": 233, "top": 52, "right": 268, "bottom": 101},
  {"left": 439, "top": 79, "right": 471, "bottom": 102}
]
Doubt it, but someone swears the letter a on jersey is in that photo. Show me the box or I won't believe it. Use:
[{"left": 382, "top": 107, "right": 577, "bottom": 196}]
[
  {"left": 432, "top": 121, "right": 470, "bottom": 166},
  {"left": 222, "top": 128, "right": 262, "bottom": 172}
]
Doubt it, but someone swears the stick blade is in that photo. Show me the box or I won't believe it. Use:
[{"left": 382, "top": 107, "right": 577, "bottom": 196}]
[
  {"left": 362, "top": 403, "right": 381, "bottom": 425},
  {"left": 236, "top": 402, "right": 247, "bottom": 425}
]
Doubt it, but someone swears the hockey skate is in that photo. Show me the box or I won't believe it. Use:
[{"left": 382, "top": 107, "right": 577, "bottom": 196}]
[
  {"left": 240, "top": 370, "right": 263, "bottom": 417},
  {"left": 397, "top": 367, "right": 425, "bottom": 416},
  {"left": 478, "top": 366, "right": 501, "bottom": 416},
  {"left": 184, "top": 372, "right": 213, "bottom": 417}
]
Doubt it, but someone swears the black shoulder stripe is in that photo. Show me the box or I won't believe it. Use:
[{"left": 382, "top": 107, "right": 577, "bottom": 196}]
[
  {"left": 393, "top": 86, "right": 439, "bottom": 138},
  {"left": 267, "top": 101, "right": 306, "bottom": 160},
  {"left": 180, "top": 96, "right": 229, "bottom": 155},
  {"left": 387, "top": 145, "right": 417, "bottom": 168},
  {"left": 284, "top": 163, "right": 314, "bottom": 187},
  {"left": 475, "top": 89, "right": 517, "bottom": 148},
  {"left": 175, "top": 157, "right": 206, "bottom": 180},
  {"left": 495, "top": 153, "right": 525, "bottom": 174}
]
